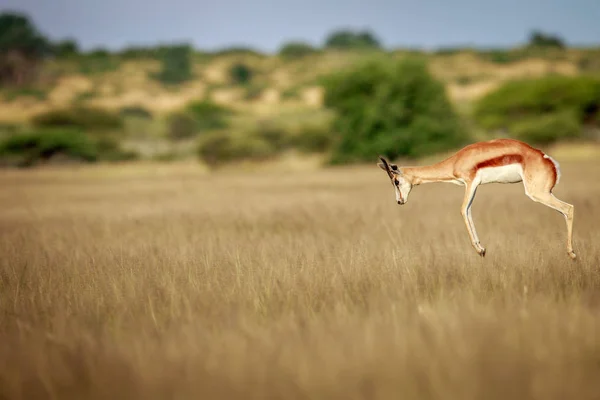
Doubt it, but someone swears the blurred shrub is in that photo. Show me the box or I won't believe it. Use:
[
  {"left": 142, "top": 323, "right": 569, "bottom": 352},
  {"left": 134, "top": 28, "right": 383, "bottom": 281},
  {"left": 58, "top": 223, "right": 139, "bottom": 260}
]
[
  {"left": 93, "top": 136, "right": 138, "bottom": 161},
  {"left": 528, "top": 30, "right": 565, "bottom": 49},
  {"left": 474, "top": 75, "right": 600, "bottom": 144},
  {"left": 196, "top": 112, "right": 335, "bottom": 166},
  {"left": 321, "top": 56, "right": 467, "bottom": 163},
  {"left": 478, "top": 45, "right": 567, "bottom": 65},
  {"left": 278, "top": 41, "right": 318, "bottom": 59},
  {"left": 511, "top": 110, "right": 580, "bottom": 145},
  {"left": 251, "top": 117, "right": 333, "bottom": 154},
  {"left": 433, "top": 47, "right": 473, "bottom": 56},
  {"left": 577, "top": 50, "right": 600, "bottom": 72},
  {"left": 2, "top": 87, "right": 47, "bottom": 101},
  {"left": 73, "top": 89, "right": 96, "bottom": 105},
  {"left": 244, "top": 83, "right": 265, "bottom": 100},
  {"left": 0, "top": 128, "right": 137, "bottom": 167},
  {"left": 118, "top": 46, "right": 159, "bottom": 59},
  {"left": 253, "top": 119, "right": 290, "bottom": 150},
  {"left": 0, "top": 122, "right": 21, "bottom": 134},
  {"left": 290, "top": 123, "right": 334, "bottom": 153},
  {"left": 77, "top": 49, "right": 119, "bottom": 75},
  {"left": 0, "top": 128, "right": 96, "bottom": 167},
  {"left": 324, "top": 29, "right": 381, "bottom": 49},
  {"left": 52, "top": 39, "right": 79, "bottom": 58},
  {"left": 281, "top": 87, "right": 300, "bottom": 100},
  {"left": 197, "top": 131, "right": 275, "bottom": 167},
  {"left": 153, "top": 44, "right": 193, "bottom": 85},
  {"left": 166, "top": 112, "right": 197, "bottom": 141},
  {"left": 31, "top": 106, "right": 123, "bottom": 132},
  {"left": 229, "top": 62, "right": 253, "bottom": 85},
  {"left": 119, "top": 105, "right": 153, "bottom": 120},
  {"left": 0, "top": 12, "right": 52, "bottom": 86},
  {"left": 211, "top": 47, "right": 265, "bottom": 58},
  {"left": 478, "top": 49, "right": 524, "bottom": 64},
  {"left": 166, "top": 100, "right": 233, "bottom": 141},
  {"left": 186, "top": 100, "right": 232, "bottom": 130}
]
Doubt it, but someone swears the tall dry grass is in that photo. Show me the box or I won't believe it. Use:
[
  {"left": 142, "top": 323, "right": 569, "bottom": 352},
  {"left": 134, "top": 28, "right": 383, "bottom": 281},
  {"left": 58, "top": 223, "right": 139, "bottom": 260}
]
[{"left": 1, "top": 160, "right": 599, "bottom": 399}]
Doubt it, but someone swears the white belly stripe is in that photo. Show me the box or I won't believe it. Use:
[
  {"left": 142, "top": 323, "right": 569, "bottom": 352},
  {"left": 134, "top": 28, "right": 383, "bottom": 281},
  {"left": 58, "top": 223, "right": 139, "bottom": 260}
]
[{"left": 477, "top": 164, "right": 523, "bottom": 184}]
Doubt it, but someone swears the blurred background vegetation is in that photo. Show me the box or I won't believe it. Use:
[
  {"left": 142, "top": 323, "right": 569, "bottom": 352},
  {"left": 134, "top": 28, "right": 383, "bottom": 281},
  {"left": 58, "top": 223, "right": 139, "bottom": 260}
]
[{"left": 0, "top": 11, "right": 599, "bottom": 168}]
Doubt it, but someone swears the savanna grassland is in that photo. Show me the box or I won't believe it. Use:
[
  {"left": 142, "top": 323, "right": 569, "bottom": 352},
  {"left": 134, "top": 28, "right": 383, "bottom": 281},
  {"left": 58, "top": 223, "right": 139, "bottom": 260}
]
[{"left": 1, "top": 159, "right": 600, "bottom": 400}]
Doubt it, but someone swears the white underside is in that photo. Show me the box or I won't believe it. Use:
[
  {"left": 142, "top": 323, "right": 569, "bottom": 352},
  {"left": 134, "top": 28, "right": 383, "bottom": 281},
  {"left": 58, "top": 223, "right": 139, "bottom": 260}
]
[{"left": 476, "top": 164, "right": 523, "bottom": 185}]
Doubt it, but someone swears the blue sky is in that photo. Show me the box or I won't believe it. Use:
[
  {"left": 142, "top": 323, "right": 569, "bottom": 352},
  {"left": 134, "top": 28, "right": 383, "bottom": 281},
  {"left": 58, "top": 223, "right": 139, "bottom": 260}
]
[{"left": 2, "top": 0, "right": 599, "bottom": 52}]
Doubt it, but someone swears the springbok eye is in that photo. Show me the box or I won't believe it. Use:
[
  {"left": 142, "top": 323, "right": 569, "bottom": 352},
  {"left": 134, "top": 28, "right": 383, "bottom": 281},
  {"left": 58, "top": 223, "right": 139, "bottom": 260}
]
[{"left": 394, "top": 179, "right": 399, "bottom": 186}]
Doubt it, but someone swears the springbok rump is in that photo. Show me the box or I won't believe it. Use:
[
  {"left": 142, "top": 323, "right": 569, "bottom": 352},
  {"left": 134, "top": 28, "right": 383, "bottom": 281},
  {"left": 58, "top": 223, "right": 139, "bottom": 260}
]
[{"left": 377, "top": 138, "right": 576, "bottom": 259}]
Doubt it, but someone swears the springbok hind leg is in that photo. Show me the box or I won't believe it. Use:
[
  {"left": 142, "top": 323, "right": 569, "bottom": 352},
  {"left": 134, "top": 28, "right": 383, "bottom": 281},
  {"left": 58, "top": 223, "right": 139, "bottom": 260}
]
[
  {"left": 526, "top": 191, "right": 576, "bottom": 259},
  {"left": 461, "top": 183, "right": 486, "bottom": 257}
]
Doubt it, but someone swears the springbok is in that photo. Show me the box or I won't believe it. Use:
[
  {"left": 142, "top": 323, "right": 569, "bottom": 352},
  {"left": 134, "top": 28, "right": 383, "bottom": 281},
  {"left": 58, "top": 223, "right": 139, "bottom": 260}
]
[{"left": 377, "top": 138, "right": 576, "bottom": 259}]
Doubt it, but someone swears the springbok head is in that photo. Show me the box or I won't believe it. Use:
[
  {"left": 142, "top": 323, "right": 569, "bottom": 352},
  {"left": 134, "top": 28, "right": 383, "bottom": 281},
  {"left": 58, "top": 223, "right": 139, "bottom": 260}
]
[{"left": 377, "top": 156, "right": 412, "bottom": 205}]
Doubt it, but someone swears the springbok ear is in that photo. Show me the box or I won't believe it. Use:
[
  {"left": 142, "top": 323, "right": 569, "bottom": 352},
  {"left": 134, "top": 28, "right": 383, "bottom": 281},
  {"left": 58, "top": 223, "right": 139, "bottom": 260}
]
[{"left": 377, "top": 162, "right": 387, "bottom": 171}]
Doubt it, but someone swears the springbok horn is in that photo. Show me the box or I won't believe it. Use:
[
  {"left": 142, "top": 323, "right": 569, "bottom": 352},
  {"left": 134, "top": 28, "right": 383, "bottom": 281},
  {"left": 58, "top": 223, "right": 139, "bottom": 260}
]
[{"left": 379, "top": 156, "right": 394, "bottom": 179}]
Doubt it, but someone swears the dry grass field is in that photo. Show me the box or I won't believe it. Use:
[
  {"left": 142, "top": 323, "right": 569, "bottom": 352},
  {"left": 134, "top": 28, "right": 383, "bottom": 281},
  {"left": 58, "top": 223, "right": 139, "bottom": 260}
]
[{"left": 1, "top": 158, "right": 600, "bottom": 399}]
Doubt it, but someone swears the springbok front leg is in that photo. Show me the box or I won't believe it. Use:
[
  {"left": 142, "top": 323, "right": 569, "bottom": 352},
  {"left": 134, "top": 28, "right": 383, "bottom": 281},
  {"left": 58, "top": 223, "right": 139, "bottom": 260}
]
[
  {"left": 525, "top": 190, "right": 576, "bottom": 259},
  {"left": 461, "top": 182, "right": 486, "bottom": 257}
]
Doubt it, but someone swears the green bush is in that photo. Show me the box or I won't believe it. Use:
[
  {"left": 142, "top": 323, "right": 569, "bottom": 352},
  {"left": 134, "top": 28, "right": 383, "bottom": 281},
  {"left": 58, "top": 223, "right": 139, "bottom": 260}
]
[
  {"left": 93, "top": 136, "right": 138, "bottom": 161},
  {"left": 153, "top": 44, "right": 193, "bottom": 85},
  {"left": 434, "top": 47, "right": 473, "bottom": 56},
  {"left": 577, "top": 50, "right": 600, "bottom": 72},
  {"left": 281, "top": 87, "right": 300, "bottom": 100},
  {"left": 1, "top": 87, "right": 47, "bottom": 101},
  {"left": 0, "top": 12, "right": 52, "bottom": 86},
  {"left": 195, "top": 113, "right": 335, "bottom": 166},
  {"left": 290, "top": 123, "right": 334, "bottom": 153},
  {"left": 511, "top": 110, "right": 580, "bottom": 145},
  {"left": 474, "top": 75, "right": 600, "bottom": 144},
  {"left": 0, "top": 129, "right": 97, "bottom": 167},
  {"left": 244, "top": 83, "right": 265, "bottom": 100},
  {"left": 252, "top": 120, "right": 291, "bottom": 150},
  {"left": 186, "top": 100, "right": 232, "bottom": 131},
  {"left": 166, "top": 100, "right": 233, "bottom": 141},
  {"left": 197, "top": 131, "right": 275, "bottom": 167},
  {"left": 528, "top": 30, "right": 565, "bottom": 49},
  {"left": 324, "top": 29, "right": 381, "bottom": 49},
  {"left": 73, "top": 89, "right": 96, "bottom": 104},
  {"left": 118, "top": 46, "right": 159, "bottom": 59},
  {"left": 478, "top": 46, "right": 567, "bottom": 65},
  {"left": 31, "top": 107, "right": 123, "bottom": 132},
  {"left": 76, "top": 50, "right": 119, "bottom": 75},
  {"left": 0, "top": 122, "right": 20, "bottom": 134},
  {"left": 278, "top": 41, "right": 318, "bottom": 59},
  {"left": 0, "top": 128, "right": 136, "bottom": 167},
  {"left": 321, "top": 56, "right": 467, "bottom": 163},
  {"left": 120, "top": 106, "right": 153, "bottom": 120},
  {"left": 166, "top": 112, "right": 197, "bottom": 141},
  {"left": 229, "top": 63, "right": 253, "bottom": 85},
  {"left": 211, "top": 47, "right": 264, "bottom": 58},
  {"left": 478, "top": 49, "right": 522, "bottom": 64}
]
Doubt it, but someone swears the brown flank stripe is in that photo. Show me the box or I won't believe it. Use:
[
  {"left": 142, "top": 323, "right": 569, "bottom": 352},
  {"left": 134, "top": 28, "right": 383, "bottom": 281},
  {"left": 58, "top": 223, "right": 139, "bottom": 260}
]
[{"left": 476, "top": 154, "right": 524, "bottom": 170}]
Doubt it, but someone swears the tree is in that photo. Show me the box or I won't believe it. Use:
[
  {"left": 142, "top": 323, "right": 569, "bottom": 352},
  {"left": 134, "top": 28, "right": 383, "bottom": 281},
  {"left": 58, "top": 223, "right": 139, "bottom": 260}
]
[
  {"left": 324, "top": 29, "right": 381, "bottom": 50},
  {"left": 473, "top": 75, "right": 600, "bottom": 144},
  {"left": 278, "top": 41, "right": 317, "bottom": 59},
  {"left": 53, "top": 39, "right": 79, "bottom": 57},
  {"left": 322, "top": 57, "right": 468, "bottom": 163},
  {"left": 0, "top": 12, "right": 51, "bottom": 85},
  {"left": 527, "top": 30, "right": 565, "bottom": 49},
  {"left": 229, "top": 62, "right": 253, "bottom": 85}
]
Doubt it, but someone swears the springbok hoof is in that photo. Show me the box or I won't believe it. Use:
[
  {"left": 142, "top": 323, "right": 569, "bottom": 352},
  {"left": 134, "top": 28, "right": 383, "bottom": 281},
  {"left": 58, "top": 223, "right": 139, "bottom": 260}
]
[
  {"left": 478, "top": 248, "right": 486, "bottom": 258},
  {"left": 568, "top": 251, "right": 577, "bottom": 260}
]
